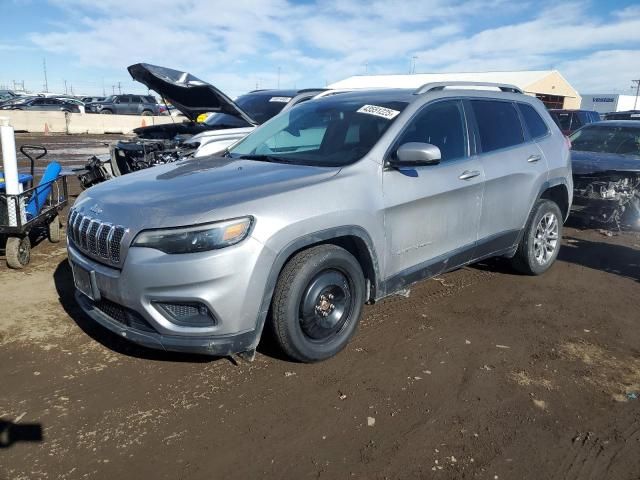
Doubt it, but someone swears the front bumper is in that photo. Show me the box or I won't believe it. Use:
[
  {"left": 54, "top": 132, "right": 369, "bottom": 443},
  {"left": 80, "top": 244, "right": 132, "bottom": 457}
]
[
  {"left": 75, "top": 292, "right": 255, "bottom": 355},
  {"left": 68, "top": 236, "right": 276, "bottom": 356}
]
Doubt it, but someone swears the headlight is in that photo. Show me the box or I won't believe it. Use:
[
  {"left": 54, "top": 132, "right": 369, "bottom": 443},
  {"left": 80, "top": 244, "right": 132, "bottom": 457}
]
[{"left": 132, "top": 217, "right": 252, "bottom": 254}]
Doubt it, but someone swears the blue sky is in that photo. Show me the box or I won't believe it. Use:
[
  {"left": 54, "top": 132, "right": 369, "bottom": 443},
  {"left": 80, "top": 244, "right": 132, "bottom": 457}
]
[{"left": 1, "top": 0, "right": 639, "bottom": 97}]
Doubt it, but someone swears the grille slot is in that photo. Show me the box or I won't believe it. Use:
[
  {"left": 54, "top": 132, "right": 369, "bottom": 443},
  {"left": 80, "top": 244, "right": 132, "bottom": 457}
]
[
  {"left": 68, "top": 209, "right": 127, "bottom": 266},
  {"left": 94, "top": 298, "right": 155, "bottom": 333}
]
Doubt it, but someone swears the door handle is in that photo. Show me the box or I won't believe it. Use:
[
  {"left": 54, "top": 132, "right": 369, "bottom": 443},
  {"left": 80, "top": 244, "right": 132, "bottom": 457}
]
[
  {"left": 527, "top": 154, "right": 541, "bottom": 163},
  {"left": 459, "top": 170, "right": 481, "bottom": 180}
]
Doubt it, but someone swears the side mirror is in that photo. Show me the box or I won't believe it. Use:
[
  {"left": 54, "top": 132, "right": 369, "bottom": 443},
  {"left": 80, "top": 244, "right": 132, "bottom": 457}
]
[{"left": 392, "top": 142, "right": 441, "bottom": 167}]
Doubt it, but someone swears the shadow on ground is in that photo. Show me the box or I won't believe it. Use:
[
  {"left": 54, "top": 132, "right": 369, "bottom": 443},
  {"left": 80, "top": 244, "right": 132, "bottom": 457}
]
[{"left": 559, "top": 236, "right": 640, "bottom": 282}]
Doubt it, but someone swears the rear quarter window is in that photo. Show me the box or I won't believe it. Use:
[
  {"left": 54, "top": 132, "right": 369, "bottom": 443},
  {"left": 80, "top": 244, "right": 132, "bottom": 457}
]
[
  {"left": 471, "top": 100, "right": 524, "bottom": 153},
  {"left": 518, "top": 103, "right": 549, "bottom": 139}
]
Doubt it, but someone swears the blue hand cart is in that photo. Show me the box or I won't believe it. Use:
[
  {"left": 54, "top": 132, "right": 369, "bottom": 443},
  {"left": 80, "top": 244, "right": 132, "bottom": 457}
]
[{"left": 1, "top": 145, "right": 68, "bottom": 268}]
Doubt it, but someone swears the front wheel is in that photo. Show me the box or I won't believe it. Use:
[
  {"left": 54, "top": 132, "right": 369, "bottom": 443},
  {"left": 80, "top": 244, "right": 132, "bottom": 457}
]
[
  {"left": 511, "top": 199, "right": 563, "bottom": 275},
  {"left": 271, "top": 245, "right": 366, "bottom": 362},
  {"left": 100, "top": 109, "right": 113, "bottom": 115},
  {"left": 6, "top": 236, "right": 31, "bottom": 269}
]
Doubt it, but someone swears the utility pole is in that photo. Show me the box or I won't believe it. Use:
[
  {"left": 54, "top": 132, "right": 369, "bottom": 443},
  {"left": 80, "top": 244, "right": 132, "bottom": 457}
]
[
  {"left": 42, "top": 58, "right": 49, "bottom": 92},
  {"left": 410, "top": 56, "right": 418, "bottom": 74},
  {"left": 112, "top": 85, "right": 116, "bottom": 95},
  {"left": 64, "top": 80, "right": 68, "bottom": 95},
  {"left": 364, "top": 62, "right": 368, "bottom": 74},
  {"left": 117, "top": 81, "right": 121, "bottom": 95},
  {"left": 102, "top": 78, "right": 106, "bottom": 96},
  {"left": 277, "top": 66, "right": 281, "bottom": 88},
  {"left": 633, "top": 79, "right": 640, "bottom": 110}
]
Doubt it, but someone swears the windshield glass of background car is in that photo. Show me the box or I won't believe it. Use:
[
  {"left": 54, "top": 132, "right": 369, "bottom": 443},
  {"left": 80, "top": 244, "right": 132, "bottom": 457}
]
[
  {"left": 570, "top": 126, "right": 640, "bottom": 156},
  {"left": 228, "top": 99, "right": 408, "bottom": 167},
  {"left": 204, "top": 93, "right": 294, "bottom": 128}
]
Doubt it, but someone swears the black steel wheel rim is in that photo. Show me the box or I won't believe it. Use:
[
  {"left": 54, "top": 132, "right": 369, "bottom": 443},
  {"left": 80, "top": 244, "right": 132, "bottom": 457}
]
[{"left": 299, "top": 269, "right": 352, "bottom": 342}]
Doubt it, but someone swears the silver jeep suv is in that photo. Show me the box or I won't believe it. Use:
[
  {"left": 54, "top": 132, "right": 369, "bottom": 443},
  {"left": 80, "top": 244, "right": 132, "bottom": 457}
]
[{"left": 68, "top": 82, "right": 572, "bottom": 362}]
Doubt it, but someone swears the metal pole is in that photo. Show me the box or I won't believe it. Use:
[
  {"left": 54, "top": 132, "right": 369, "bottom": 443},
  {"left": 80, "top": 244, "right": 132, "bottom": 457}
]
[
  {"left": 633, "top": 79, "right": 640, "bottom": 110},
  {"left": 43, "top": 58, "right": 49, "bottom": 92},
  {"left": 277, "top": 67, "right": 281, "bottom": 89}
]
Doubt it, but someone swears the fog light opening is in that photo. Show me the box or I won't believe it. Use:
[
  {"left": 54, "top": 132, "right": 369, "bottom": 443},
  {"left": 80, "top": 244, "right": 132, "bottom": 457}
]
[{"left": 155, "top": 302, "right": 217, "bottom": 327}]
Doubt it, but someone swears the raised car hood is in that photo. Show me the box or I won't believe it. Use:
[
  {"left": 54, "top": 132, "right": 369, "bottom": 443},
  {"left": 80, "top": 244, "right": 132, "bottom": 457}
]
[
  {"left": 73, "top": 157, "right": 340, "bottom": 231},
  {"left": 571, "top": 150, "right": 640, "bottom": 175},
  {"left": 128, "top": 63, "right": 257, "bottom": 124}
]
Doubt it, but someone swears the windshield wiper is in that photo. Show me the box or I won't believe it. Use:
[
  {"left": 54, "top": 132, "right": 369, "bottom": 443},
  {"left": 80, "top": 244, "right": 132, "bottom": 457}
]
[{"left": 238, "top": 154, "right": 292, "bottom": 163}]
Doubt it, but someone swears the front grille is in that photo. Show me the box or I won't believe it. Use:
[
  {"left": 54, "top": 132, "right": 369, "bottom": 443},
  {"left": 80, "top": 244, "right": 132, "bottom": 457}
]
[
  {"left": 94, "top": 298, "right": 156, "bottom": 333},
  {"left": 68, "top": 209, "right": 127, "bottom": 266}
]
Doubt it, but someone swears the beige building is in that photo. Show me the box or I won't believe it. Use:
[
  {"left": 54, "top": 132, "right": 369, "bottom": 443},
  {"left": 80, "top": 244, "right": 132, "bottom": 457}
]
[{"left": 329, "top": 70, "right": 581, "bottom": 109}]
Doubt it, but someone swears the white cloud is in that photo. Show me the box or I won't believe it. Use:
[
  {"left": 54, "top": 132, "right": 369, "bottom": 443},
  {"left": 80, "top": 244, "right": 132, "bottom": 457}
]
[{"left": 22, "top": 0, "right": 640, "bottom": 95}]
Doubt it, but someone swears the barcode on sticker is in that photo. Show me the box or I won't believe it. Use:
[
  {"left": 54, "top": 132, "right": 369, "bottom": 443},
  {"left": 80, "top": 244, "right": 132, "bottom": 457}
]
[
  {"left": 357, "top": 104, "right": 400, "bottom": 119},
  {"left": 269, "top": 96, "right": 292, "bottom": 103}
]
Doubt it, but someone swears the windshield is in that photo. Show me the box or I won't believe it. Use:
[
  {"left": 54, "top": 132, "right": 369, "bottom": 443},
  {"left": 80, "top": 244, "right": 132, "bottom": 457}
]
[
  {"left": 570, "top": 125, "right": 640, "bottom": 156},
  {"left": 204, "top": 92, "right": 293, "bottom": 128},
  {"left": 228, "top": 98, "right": 408, "bottom": 167}
]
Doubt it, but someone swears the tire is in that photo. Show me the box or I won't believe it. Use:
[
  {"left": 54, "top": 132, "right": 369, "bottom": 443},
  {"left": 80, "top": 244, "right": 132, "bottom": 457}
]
[
  {"left": 48, "top": 215, "right": 61, "bottom": 243},
  {"left": 6, "top": 236, "right": 31, "bottom": 269},
  {"left": 100, "top": 109, "right": 113, "bottom": 115},
  {"left": 511, "top": 199, "right": 563, "bottom": 275},
  {"left": 141, "top": 110, "right": 153, "bottom": 116},
  {"left": 271, "top": 244, "right": 366, "bottom": 362}
]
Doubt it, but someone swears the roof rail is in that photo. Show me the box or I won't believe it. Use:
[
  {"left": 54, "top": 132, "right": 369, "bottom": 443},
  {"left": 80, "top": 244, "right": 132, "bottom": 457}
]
[{"left": 414, "top": 81, "right": 523, "bottom": 95}]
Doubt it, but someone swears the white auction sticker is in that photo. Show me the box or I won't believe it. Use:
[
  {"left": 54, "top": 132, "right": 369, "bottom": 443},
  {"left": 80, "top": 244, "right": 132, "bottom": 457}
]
[
  {"left": 269, "top": 96, "right": 292, "bottom": 103},
  {"left": 356, "top": 104, "right": 401, "bottom": 120}
]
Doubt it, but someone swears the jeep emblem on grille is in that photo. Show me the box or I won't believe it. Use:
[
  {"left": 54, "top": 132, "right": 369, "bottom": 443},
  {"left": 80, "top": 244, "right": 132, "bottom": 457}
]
[{"left": 89, "top": 204, "right": 103, "bottom": 215}]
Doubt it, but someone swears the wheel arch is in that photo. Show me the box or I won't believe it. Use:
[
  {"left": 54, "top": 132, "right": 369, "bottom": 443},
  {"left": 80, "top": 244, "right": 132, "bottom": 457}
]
[
  {"left": 249, "top": 226, "right": 381, "bottom": 350},
  {"left": 538, "top": 179, "right": 570, "bottom": 221}
]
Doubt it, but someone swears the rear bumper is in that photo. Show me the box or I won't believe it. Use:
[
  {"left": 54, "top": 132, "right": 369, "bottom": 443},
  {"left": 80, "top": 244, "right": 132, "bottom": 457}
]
[{"left": 75, "top": 291, "right": 257, "bottom": 355}]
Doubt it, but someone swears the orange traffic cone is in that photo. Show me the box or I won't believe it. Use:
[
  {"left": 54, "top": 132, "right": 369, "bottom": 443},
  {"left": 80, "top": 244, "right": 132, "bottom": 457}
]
[
  {"left": 44, "top": 122, "right": 50, "bottom": 135},
  {"left": 141, "top": 118, "right": 146, "bottom": 128}
]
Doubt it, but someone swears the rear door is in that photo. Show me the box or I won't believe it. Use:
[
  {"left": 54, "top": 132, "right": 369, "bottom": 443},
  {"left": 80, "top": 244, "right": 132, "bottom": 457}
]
[
  {"left": 469, "top": 99, "right": 548, "bottom": 256},
  {"left": 382, "top": 99, "right": 484, "bottom": 281}
]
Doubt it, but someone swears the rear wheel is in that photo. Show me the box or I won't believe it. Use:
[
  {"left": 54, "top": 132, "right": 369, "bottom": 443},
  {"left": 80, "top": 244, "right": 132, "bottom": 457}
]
[
  {"left": 141, "top": 110, "right": 153, "bottom": 116},
  {"left": 100, "top": 109, "right": 113, "bottom": 115},
  {"left": 48, "top": 215, "right": 61, "bottom": 243},
  {"left": 6, "top": 236, "right": 31, "bottom": 269},
  {"left": 511, "top": 199, "right": 563, "bottom": 275},
  {"left": 271, "top": 245, "right": 365, "bottom": 362}
]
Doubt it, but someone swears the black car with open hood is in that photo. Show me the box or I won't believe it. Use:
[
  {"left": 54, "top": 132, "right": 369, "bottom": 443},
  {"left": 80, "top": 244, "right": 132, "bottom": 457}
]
[
  {"left": 76, "top": 62, "right": 325, "bottom": 189},
  {"left": 570, "top": 121, "right": 640, "bottom": 229}
]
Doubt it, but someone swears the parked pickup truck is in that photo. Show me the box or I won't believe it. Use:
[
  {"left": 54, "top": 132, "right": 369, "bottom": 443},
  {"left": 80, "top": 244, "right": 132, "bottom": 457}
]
[{"left": 85, "top": 94, "right": 165, "bottom": 116}]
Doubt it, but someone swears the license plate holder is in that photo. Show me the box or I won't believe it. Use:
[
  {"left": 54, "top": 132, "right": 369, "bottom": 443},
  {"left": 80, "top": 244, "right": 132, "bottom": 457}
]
[{"left": 71, "top": 262, "right": 99, "bottom": 301}]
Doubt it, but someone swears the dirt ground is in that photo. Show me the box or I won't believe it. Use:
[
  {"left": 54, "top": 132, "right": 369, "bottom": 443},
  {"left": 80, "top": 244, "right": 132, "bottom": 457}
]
[{"left": 1, "top": 134, "right": 640, "bottom": 480}]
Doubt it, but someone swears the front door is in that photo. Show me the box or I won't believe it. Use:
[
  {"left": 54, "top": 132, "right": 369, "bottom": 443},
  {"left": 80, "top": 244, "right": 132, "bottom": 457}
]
[{"left": 382, "top": 100, "right": 484, "bottom": 287}]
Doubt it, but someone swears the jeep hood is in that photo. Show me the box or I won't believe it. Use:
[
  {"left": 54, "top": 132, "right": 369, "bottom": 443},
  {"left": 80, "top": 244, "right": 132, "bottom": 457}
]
[
  {"left": 128, "top": 63, "right": 257, "bottom": 124},
  {"left": 571, "top": 150, "right": 640, "bottom": 175},
  {"left": 73, "top": 157, "right": 340, "bottom": 231}
]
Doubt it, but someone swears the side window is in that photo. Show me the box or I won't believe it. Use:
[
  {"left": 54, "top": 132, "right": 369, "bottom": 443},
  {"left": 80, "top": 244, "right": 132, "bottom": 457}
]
[
  {"left": 31, "top": 98, "right": 45, "bottom": 105},
  {"left": 130, "top": 96, "right": 142, "bottom": 103},
  {"left": 395, "top": 100, "right": 466, "bottom": 162},
  {"left": 471, "top": 100, "right": 524, "bottom": 153},
  {"left": 518, "top": 103, "right": 549, "bottom": 139}
]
